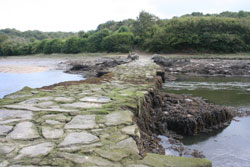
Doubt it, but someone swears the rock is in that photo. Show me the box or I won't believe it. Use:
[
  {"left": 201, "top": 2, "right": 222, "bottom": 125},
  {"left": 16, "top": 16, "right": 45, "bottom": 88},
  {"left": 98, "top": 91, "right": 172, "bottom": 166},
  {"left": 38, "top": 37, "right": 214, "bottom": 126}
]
[
  {"left": 65, "top": 115, "right": 96, "bottom": 129},
  {"left": 45, "top": 120, "right": 63, "bottom": 125},
  {"left": 96, "top": 71, "right": 109, "bottom": 77},
  {"left": 79, "top": 96, "right": 111, "bottom": 103},
  {"left": 0, "top": 109, "right": 33, "bottom": 124},
  {"left": 126, "top": 165, "right": 150, "bottom": 167},
  {"left": 9, "top": 165, "right": 50, "bottom": 167},
  {"left": 21, "top": 97, "right": 54, "bottom": 104},
  {"left": 4, "top": 104, "right": 43, "bottom": 112},
  {"left": 34, "top": 101, "right": 55, "bottom": 108},
  {"left": 42, "top": 127, "right": 64, "bottom": 139},
  {"left": 0, "top": 125, "right": 13, "bottom": 136},
  {"left": 95, "top": 148, "right": 128, "bottom": 162},
  {"left": 185, "top": 99, "right": 193, "bottom": 102},
  {"left": 57, "top": 152, "right": 113, "bottom": 166},
  {"left": 54, "top": 97, "right": 75, "bottom": 103},
  {"left": 61, "top": 102, "right": 102, "bottom": 109},
  {"left": 43, "top": 107, "right": 78, "bottom": 113},
  {"left": 58, "top": 143, "right": 102, "bottom": 152},
  {"left": 59, "top": 132, "right": 99, "bottom": 147},
  {"left": 148, "top": 93, "right": 233, "bottom": 135},
  {"left": 4, "top": 104, "right": 76, "bottom": 113},
  {"left": 121, "top": 125, "right": 139, "bottom": 137},
  {"left": 116, "top": 137, "right": 139, "bottom": 155},
  {"left": 105, "top": 110, "right": 133, "bottom": 126},
  {"left": 7, "top": 122, "right": 39, "bottom": 140},
  {"left": 41, "top": 114, "right": 69, "bottom": 122},
  {"left": 15, "top": 142, "right": 54, "bottom": 159},
  {"left": 0, "top": 160, "right": 8, "bottom": 167},
  {"left": 0, "top": 145, "right": 16, "bottom": 154}
]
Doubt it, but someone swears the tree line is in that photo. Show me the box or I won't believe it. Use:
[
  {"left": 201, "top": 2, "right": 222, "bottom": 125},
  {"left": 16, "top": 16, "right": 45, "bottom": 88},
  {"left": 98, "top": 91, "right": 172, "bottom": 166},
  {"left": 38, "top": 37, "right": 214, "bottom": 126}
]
[{"left": 1, "top": 10, "right": 250, "bottom": 56}]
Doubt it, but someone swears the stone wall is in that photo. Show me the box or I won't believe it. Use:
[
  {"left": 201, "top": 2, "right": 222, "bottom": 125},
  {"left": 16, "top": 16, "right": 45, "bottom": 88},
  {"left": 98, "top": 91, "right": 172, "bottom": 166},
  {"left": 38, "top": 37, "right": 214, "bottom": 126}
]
[{"left": 0, "top": 56, "right": 212, "bottom": 167}]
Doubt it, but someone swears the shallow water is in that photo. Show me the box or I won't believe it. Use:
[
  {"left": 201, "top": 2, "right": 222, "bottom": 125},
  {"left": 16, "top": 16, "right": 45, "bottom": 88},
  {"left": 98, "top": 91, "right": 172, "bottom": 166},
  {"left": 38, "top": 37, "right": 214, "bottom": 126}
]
[
  {"left": 162, "top": 75, "right": 250, "bottom": 167},
  {"left": 0, "top": 70, "right": 84, "bottom": 98}
]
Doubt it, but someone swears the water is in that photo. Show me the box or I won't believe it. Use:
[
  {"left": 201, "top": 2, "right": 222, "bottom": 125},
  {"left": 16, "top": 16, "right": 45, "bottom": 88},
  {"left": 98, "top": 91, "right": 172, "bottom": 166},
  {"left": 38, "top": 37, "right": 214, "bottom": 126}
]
[
  {"left": 0, "top": 70, "right": 84, "bottom": 98},
  {"left": 162, "top": 75, "right": 250, "bottom": 167}
]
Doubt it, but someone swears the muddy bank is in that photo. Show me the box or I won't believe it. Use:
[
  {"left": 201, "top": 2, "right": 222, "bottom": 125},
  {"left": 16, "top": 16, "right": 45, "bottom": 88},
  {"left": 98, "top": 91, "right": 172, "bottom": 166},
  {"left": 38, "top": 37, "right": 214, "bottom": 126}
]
[
  {"left": 65, "top": 54, "right": 139, "bottom": 77},
  {"left": 152, "top": 55, "right": 250, "bottom": 78}
]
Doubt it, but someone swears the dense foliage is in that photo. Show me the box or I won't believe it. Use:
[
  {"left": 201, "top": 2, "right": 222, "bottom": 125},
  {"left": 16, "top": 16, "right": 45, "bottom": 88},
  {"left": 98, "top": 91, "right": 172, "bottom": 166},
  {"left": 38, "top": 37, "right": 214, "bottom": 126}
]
[{"left": 1, "top": 10, "right": 250, "bottom": 56}]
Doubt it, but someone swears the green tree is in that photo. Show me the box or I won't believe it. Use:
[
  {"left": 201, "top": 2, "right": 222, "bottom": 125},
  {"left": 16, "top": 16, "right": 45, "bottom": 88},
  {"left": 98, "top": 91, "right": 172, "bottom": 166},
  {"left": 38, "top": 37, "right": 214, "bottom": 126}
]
[
  {"left": 133, "top": 11, "right": 159, "bottom": 46},
  {"left": 43, "top": 39, "right": 63, "bottom": 54},
  {"left": 86, "top": 29, "right": 110, "bottom": 52},
  {"left": 102, "top": 32, "right": 134, "bottom": 52}
]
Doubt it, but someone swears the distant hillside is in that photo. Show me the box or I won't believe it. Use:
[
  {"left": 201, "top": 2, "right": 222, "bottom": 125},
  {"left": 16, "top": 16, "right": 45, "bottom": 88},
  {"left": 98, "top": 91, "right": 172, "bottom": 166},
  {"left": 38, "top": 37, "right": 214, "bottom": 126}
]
[
  {"left": 0, "top": 28, "right": 76, "bottom": 43},
  {"left": 181, "top": 10, "right": 250, "bottom": 18},
  {"left": 0, "top": 10, "right": 250, "bottom": 56}
]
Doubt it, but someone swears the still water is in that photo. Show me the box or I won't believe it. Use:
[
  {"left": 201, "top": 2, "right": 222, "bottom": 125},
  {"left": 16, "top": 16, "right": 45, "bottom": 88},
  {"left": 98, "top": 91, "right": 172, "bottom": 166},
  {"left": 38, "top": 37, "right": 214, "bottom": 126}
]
[
  {"left": 163, "top": 75, "right": 250, "bottom": 167},
  {"left": 0, "top": 70, "right": 83, "bottom": 98}
]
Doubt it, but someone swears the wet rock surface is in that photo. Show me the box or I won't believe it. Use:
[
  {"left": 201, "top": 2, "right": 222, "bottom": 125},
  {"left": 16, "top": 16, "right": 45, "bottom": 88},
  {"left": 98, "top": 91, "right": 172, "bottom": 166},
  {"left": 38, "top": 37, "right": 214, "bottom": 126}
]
[
  {"left": 136, "top": 88, "right": 233, "bottom": 158},
  {"left": 158, "top": 93, "right": 233, "bottom": 135},
  {"left": 0, "top": 54, "right": 211, "bottom": 166},
  {"left": 153, "top": 55, "right": 250, "bottom": 78},
  {"left": 66, "top": 55, "right": 138, "bottom": 78}
]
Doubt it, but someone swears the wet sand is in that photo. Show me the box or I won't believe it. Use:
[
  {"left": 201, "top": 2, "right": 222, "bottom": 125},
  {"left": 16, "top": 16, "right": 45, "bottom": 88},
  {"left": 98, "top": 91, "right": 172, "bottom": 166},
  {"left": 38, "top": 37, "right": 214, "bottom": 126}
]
[
  {"left": 0, "top": 54, "right": 128, "bottom": 74},
  {"left": 0, "top": 56, "right": 63, "bottom": 73},
  {"left": 0, "top": 65, "right": 49, "bottom": 73}
]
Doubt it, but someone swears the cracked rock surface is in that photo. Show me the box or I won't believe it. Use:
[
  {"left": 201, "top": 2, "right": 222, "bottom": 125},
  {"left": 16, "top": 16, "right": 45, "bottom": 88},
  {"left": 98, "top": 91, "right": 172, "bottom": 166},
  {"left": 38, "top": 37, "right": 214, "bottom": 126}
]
[{"left": 0, "top": 55, "right": 211, "bottom": 167}]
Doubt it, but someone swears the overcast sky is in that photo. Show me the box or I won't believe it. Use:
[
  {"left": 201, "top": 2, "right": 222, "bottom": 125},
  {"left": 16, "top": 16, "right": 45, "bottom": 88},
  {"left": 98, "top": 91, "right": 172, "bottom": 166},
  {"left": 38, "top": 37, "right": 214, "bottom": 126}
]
[{"left": 0, "top": 0, "right": 249, "bottom": 32}]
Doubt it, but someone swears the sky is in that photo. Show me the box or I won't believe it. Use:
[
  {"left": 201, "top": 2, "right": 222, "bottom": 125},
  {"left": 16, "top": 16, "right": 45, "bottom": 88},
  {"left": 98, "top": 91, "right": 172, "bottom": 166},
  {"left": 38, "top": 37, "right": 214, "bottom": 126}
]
[{"left": 0, "top": 0, "right": 249, "bottom": 32}]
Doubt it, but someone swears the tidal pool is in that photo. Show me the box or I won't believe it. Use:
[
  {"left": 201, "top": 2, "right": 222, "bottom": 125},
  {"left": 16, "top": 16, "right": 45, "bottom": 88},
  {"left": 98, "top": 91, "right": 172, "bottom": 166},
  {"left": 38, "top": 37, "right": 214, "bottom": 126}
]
[
  {"left": 163, "top": 75, "right": 250, "bottom": 167},
  {"left": 0, "top": 70, "right": 84, "bottom": 98}
]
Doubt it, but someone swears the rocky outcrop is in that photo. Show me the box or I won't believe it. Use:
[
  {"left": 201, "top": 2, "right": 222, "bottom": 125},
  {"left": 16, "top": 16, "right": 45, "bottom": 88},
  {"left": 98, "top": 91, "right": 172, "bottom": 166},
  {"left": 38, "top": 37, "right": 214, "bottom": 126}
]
[
  {"left": 152, "top": 55, "right": 250, "bottom": 77},
  {"left": 136, "top": 90, "right": 233, "bottom": 136},
  {"left": 66, "top": 56, "right": 137, "bottom": 77}
]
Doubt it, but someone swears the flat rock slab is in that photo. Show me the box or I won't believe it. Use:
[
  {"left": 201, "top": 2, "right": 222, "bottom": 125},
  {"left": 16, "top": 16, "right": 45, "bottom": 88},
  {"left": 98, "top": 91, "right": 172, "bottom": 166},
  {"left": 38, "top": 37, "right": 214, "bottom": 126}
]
[
  {"left": 15, "top": 142, "right": 54, "bottom": 159},
  {"left": 0, "top": 125, "right": 13, "bottom": 136},
  {"left": 45, "top": 120, "right": 63, "bottom": 125},
  {"left": 57, "top": 152, "right": 113, "bottom": 166},
  {"left": 7, "top": 122, "right": 39, "bottom": 140},
  {"left": 54, "top": 97, "right": 75, "bottom": 103},
  {"left": 41, "top": 114, "right": 69, "bottom": 122},
  {"left": 121, "top": 125, "right": 138, "bottom": 136},
  {"left": 105, "top": 110, "right": 133, "bottom": 126},
  {"left": 20, "top": 97, "right": 54, "bottom": 104},
  {"left": 116, "top": 137, "right": 139, "bottom": 155},
  {"left": 59, "top": 132, "right": 99, "bottom": 147},
  {"left": 126, "top": 165, "right": 150, "bottom": 167},
  {"left": 34, "top": 101, "right": 55, "bottom": 108},
  {"left": 65, "top": 115, "right": 96, "bottom": 129},
  {"left": 0, "top": 145, "right": 16, "bottom": 155},
  {"left": 61, "top": 102, "right": 102, "bottom": 109},
  {"left": 95, "top": 148, "right": 129, "bottom": 162},
  {"left": 79, "top": 96, "right": 111, "bottom": 103},
  {"left": 0, "top": 109, "right": 33, "bottom": 124},
  {"left": 42, "top": 127, "right": 64, "bottom": 139},
  {"left": 4, "top": 105, "right": 77, "bottom": 113},
  {"left": 4, "top": 104, "right": 44, "bottom": 112}
]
